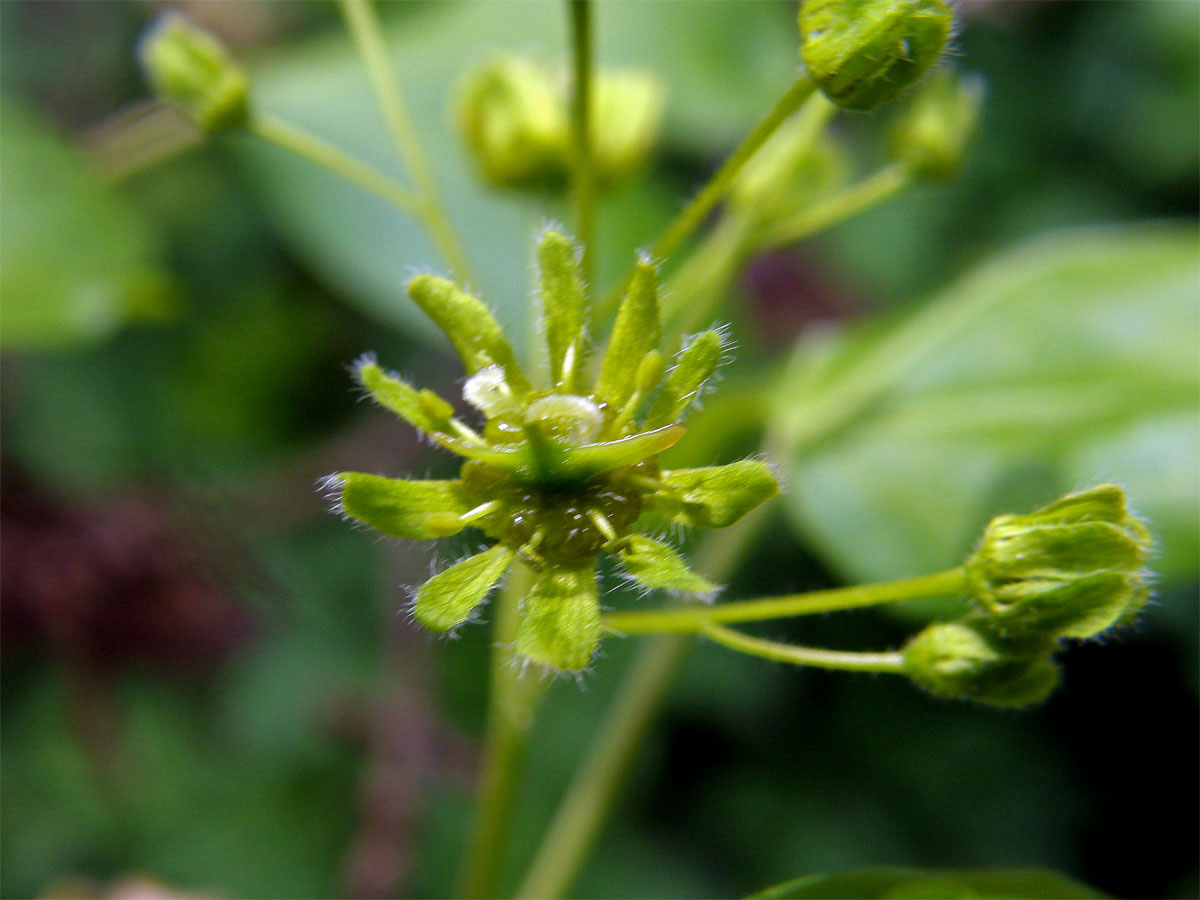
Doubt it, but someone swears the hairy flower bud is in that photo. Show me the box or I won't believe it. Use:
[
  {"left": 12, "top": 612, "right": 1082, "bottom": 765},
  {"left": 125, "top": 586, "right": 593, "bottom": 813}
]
[
  {"left": 890, "top": 70, "right": 984, "bottom": 180},
  {"left": 903, "top": 621, "right": 1059, "bottom": 708},
  {"left": 139, "top": 13, "right": 249, "bottom": 133},
  {"left": 455, "top": 55, "right": 664, "bottom": 192},
  {"left": 966, "top": 485, "right": 1154, "bottom": 640},
  {"left": 799, "top": 0, "right": 953, "bottom": 111}
]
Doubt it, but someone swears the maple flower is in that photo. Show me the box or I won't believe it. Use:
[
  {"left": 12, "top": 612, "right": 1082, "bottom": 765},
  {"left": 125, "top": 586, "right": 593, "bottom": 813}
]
[{"left": 324, "top": 230, "right": 778, "bottom": 671}]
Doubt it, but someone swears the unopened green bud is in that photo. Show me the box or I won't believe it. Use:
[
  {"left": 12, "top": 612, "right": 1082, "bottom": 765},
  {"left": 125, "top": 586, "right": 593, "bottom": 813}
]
[
  {"left": 455, "top": 55, "right": 663, "bottom": 192},
  {"left": 139, "top": 13, "right": 249, "bottom": 133},
  {"left": 799, "top": 0, "right": 953, "bottom": 111},
  {"left": 903, "top": 621, "right": 1059, "bottom": 708},
  {"left": 890, "top": 70, "right": 984, "bottom": 180},
  {"left": 455, "top": 56, "right": 568, "bottom": 191},
  {"left": 590, "top": 70, "right": 666, "bottom": 190},
  {"left": 966, "top": 485, "right": 1154, "bottom": 640}
]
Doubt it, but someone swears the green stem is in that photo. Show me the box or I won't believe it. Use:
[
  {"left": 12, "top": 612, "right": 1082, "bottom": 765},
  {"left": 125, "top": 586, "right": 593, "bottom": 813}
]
[
  {"left": 653, "top": 75, "right": 816, "bottom": 261},
  {"left": 701, "top": 623, "right": 906, "bottom": 672},
  {"left": 515, "top": 634, "right": 691, "bottom": 900},
  {"left": 596, "top": 75, "right": 816, "bottom": 324},
  {"left": 569, "top": 0, "right": 596, "bottom": 292},
  {"left": 458, "top": 563, "right": 545, "bottom": 899},
  {"left": 250, "top": 113, "right": 420, "bottom": 215},
  {"left": 339, "top": 0, "right": 476, "bottom": 285},
  {"left": 758, "top": 161, "right": 912, "bottom": 248},
  {"left": 602, "top": 567, "right": 967, "bottom": 635}
]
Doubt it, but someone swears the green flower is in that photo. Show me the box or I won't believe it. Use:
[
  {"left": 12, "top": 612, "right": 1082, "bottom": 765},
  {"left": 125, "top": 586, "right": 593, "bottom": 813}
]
[{"left": 325, "top": 231, "right": 778, "bottom": 671}]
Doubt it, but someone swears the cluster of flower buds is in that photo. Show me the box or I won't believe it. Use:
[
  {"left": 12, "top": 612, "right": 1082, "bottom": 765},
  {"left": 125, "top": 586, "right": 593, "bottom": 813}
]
[
  {"left": 799, "top": 0, "right": 954, "bottom": 111},
  {"left": 327, "top": 230, "right": 777, "bottom": 671},
  {"left": 903, "top": 485, "right": 1154, "bottom": 706},
  {"left": 138, "top": 13, "right": 249, "bottom": 134},
  {"left": 455, "top": 55, "right": 665, "bottom": 192}
]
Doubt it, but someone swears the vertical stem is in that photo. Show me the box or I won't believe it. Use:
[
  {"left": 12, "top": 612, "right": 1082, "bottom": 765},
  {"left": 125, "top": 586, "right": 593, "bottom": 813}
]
[
  {"left": 569, "top": 0, "right": 596, "bottom": 291},
  {"left": 514, "top": 634, "right": 692, "bottom": 900},
  {"left": 458, "top": 563, "right": 545, "bottom": 899},
  {"left": 339, "top": 0, "right": 477, "bottom": 286}
]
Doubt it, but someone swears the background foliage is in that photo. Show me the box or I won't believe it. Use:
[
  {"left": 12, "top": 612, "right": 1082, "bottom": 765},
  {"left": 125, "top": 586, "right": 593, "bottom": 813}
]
[{"left": 2, "top": 2, "right": 1196, "bottom": 898}]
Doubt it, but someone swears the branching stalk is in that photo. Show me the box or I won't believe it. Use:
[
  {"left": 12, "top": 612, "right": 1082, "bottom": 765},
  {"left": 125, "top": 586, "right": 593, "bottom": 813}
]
[
  {"left": 603, "top": 568, "right": 967, "bottom": 635},
  {"left": 339, "top": 0, "right": 476, "bottom": 285},
  {"left": 700, "top": 622, "right": 906, "bottom": 672}
]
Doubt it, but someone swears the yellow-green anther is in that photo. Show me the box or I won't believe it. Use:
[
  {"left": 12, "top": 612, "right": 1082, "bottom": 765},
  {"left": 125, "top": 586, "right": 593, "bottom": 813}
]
[
  {"left": 463, "top": 365, "right": 522, "bottom": 420},
  {"left": 335, "top": 473, "right": 470, "bottom": 539},
  {"left": 537, "top": 231, "right": 588, "bottom": 392},
  {"left": 516, "top": 564, "right": 601, "bottom": 670},
  {"left": 902, "top": 621, "right": 1059, "bottom": 708},
  {"left": 595, "top": 257, "right": 660, "bottom": 408},
  {"left": 455, "top": 55, "right": 569, "bottom": 190},
  {"left": 408, "top": 274, "right": 531, "bottom": 394},
  {"left": 890, "top": 70, "right": 984, "bottom": 180},
  {"left": 652, "top": 460, "right": 780, "bottom": 529},
  {"left": 799, "top": 0, "right": 953, "bottom": 112},
  {"left": 646, "top": 330, "right": 725, "bottom": 427},
  {"left": 418, "top": 389, "right": 456, "bottom": 426},
  {"left": 415, "top": 544, "right": 516, "bottom": 632},
  {"left": 636, "top": 350, "right": 666, "bottom": 397},
  {"left": 138, "top": 13, "right": 249, "bottom": 134},
  {"left": 965, "top": 484, "right": 1154, "bottom": 640},
  {"left": 356, "top": 359, "right": 444, "bottom": 434},
  {"left": 616, "top": 535, "right": 716, "bottom": 596}
]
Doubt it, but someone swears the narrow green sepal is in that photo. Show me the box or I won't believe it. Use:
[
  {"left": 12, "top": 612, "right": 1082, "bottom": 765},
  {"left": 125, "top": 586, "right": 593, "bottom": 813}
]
[
  {"left": 334, "top": 472, "right": 470, "bottom": 539},
  {"left": 594, "top": 257, "right": 661, "bottom": 408},
  {"left": 516, "top": 563, "right": 601, "bottom": 671},
  {"left": 407, "top": 274, "right": 531, "bottom": 394},
  {"left": 646, "top": 330, "right": 725, "bottom": 427},
  {"left": 651, "top": 460, "right": 779, "bottom": 528},
  {"left": 538, "top": 230, "right": 587, "bottom": 392},
  {"left": 415, "top": 544, "right": 516, "bottom": 632},
  {"left": 356, "top": 358, "right": 445, "bottom": 433},
  {"left": 616, "top": 534, "right": 717, "bottom": 596}
]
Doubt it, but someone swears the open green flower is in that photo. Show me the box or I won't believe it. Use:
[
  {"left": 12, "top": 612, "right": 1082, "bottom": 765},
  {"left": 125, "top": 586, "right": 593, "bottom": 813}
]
[{"left": 325, "top": 230, "right": 778, "bottom": 671}]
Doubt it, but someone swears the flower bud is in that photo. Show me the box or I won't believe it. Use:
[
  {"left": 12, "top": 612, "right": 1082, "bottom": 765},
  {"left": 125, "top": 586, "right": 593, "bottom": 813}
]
[
  {"left": 455, "top": 55, "right": 664, "bottom": 192},
  {"left": 455, "top": 56, "right": 569, "bottom": 191},
  {"left": 138, "top": 13, "right": 249, "bottom": 134},
  {"left": 799, "top": 0, "right": 953, "bottom": 111},
  {"left": 889, "top": 70, "right": 984, "bottom": 180},
  {"left": 966, "top": 485, "right": 1154, "bottom": 640},
  {"left": 902, "top": 621, "right": 1059, "bottom": 708}
]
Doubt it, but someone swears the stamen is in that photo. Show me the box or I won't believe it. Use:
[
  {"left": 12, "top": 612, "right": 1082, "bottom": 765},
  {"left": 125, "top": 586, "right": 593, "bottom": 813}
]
[{"left": 588, "top": 509, "right": 618, "bottom": 543}]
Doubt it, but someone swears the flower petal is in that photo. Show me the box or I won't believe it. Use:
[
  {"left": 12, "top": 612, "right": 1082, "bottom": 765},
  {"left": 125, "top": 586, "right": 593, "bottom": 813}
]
[
  {"left": 516, "top": 563, "right": 600, "bottom": 671},
  {"left": 415, "top": 544, "right": 516, "bottom": 632},
  {"left": 408, "top": 274, "right": 531, "bottom": 394},
  {"left": 616, "top": 534, "right": 716, "bottom": 595},
  {"left": 537, "top": 230, "right": 587, "bottom": 392},
  {"left": 333, "top": 472, "right": 470, "bottom": 538},
  {"left": 650, "top": 460, "right": 779, "bottom": 528},
  {"left": 594, "top": 256, "right": 660, "bottom": 408}
]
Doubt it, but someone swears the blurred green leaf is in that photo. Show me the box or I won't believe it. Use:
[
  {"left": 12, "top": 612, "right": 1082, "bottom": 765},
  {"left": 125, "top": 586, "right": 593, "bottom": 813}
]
[
  {"left": 775, "top": 225, "right": 1199, "bottom": 601},
  {"left": 0, "top": 96, "right": 175, "bottom": 348},
  {"left": 750, "top": 866, "right": 1108, "bottom": 899},
  {"left": 235, "top": 1, "right": 795, "bottom": 351}
]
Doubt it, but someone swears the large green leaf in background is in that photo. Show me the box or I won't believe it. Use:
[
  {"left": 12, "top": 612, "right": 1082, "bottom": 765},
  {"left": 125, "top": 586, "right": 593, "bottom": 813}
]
[
  {"left": 750, "top": 866, "right": 1108, "bottom": 899},
  {"left": 773, "top": 224, "right": 1198, "bottom": 590},
  {"left": 235, "top": 1, "right": 796, "bottom": 354},
  {"left": 0, "top": 97, "right": 174, "bottom": 349}
]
